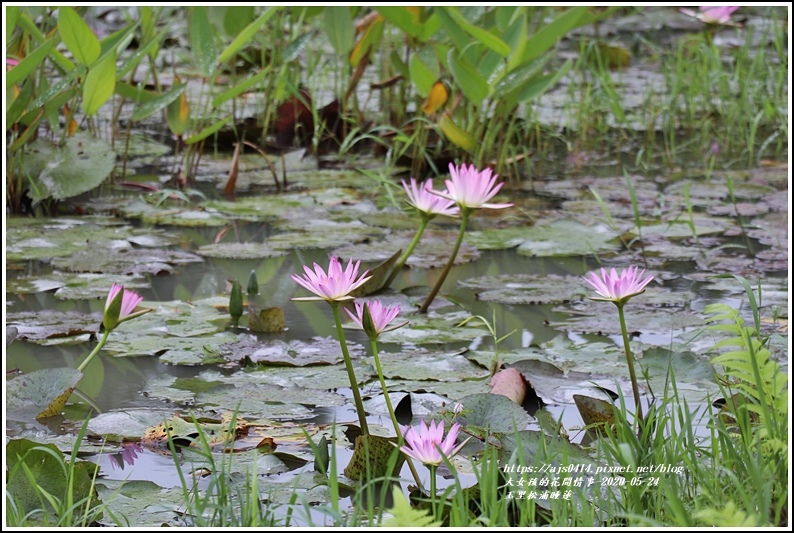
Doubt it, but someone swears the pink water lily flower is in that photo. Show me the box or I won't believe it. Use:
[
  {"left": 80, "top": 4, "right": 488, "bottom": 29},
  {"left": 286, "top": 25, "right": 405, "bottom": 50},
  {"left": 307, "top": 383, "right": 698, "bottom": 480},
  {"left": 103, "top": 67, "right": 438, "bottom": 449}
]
[
  {"left": 681, "top": 6, "right": 740, "bottom": 26},
  {"left": 402, "top": 178, "right": 459, "bottom": 218},
  {"left": 400, "top": 419, "right": 466, "bottom": 467},
  {"left": 345, "top": 300, "right": 407, "bottom": 339},
  {"left": 291, "top": 256, "right": 372, "bottom": 303},
  {"left": 582, "top": 266, "right": 654, "bottom": 305},
  {"left": 103, "top": 284, "right": 147, "bottom": 331},
  {"left": 432, "top": 163, "right": 513, "bottom": 212}
]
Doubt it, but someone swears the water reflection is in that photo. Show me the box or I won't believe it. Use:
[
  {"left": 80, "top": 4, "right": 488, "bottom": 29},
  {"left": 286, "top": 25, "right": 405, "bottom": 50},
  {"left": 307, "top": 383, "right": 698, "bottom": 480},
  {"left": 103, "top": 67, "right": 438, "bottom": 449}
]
[{"left": 109, "top": 443, "right": 144, "bottom": 470}]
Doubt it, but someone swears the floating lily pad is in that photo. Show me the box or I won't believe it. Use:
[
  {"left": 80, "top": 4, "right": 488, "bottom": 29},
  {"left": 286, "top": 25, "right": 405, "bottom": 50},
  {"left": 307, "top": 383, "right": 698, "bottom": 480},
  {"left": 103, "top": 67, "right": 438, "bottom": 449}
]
[
  {"left": 550, "top": 305, "right": 702, "bottom": 338},
  {"left": 516, "top": 219, "right": 620, "bottom": 257},
  {"left": 140, "top": 375, "right": 221, "bottom": 405},
  {"left": 6, "top": 272, "right": 149, "bottom": 300},
  {"left": 664, "top": 178, "right": 775, "bottom": 202},
  {"left": 24, "top": 132, "right": 116, "bottom": 203},
  {"left": 459, "top": 273, "right": 582, "bottom": 305},
  {"left": 455, "top": 392, "right": 530, "bottom": 436},
  {"left": 6, "top": 368, "right": 83, "bottom": 420},
  {"left": 629, "top": 217, "right": 731, "bottom": 239},
  {"left": 95, "top": 480, "right": 188, "bottom": 527},
  {"left": 195, "top": 242, "right": 289, "bottom": 259},
  {"left": 120, "top": 200, "right": 231, "bottom": 226},
  {"left": 7, "top": 439, "right": 102, "bottom": 516},
  {"left": 382, "top": 378, "right": 491, "bottom": 398},
  {"left": 105, "top": 330, "right": 236, "bottom": 364},
  {"left": 215, "top": 335, "right": 364, "bottom": 366},
  {"left": 268, "top": 220, "right": 384, "bottom": 250},
  {"left": 6, "top": 310, "right": 100, "bottom": 343},
  {"left": 6, "top": 217, "right": 175, "bottom": 262},
  {"left": 377, "top": 348, "right": 489, "bottom": 381},
  {"left": 194, "top": 385, "right": 316, "bottom": 420},
  {"left": 51, "top": 245, "right": 203, "bottom": 276},
  {"left": 377, "top": 311, "right": 489, "bottom": 345},
  {"left": 364, "top": 392, "right": 452, "bottom": 423},
  {"left": 88, "top": 408, "right": 184, "bottom": 441},
  {"left": 510, "top": 359, "right": 636, "bottom": 405},
  {"left": 461, "top": 227, "right": 531, "bottom": 250},
  {"left": 142, "top": 412, "right": 250, "bottom": 449},
  {"left": 219, "top": 362, "right": 375, "bottom": 391}
]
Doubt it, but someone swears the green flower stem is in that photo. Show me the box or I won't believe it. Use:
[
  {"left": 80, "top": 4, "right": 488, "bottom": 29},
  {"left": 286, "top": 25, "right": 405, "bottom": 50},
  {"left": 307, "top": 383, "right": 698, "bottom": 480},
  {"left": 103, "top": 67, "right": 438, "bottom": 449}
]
[
  {"left": 332, "top": 303, "right": 369, "bottom": 436},
  {"left": 369, "top": 339, "right": 423, "bottom": 490},
  {"left": 76, "top": 330, "right": 111, "bottom": 373},
  {"left": 617, "top": 303, "right": 644, "bottom": 423},
  {"left": 429, "top": 463, "right": 438, "bottom": 520},
  {"left": 383, "top": 216, "right": 430, "bottom": 289},
  {"left": 419, "top": 210, "right": 469, "bottom": 313}
]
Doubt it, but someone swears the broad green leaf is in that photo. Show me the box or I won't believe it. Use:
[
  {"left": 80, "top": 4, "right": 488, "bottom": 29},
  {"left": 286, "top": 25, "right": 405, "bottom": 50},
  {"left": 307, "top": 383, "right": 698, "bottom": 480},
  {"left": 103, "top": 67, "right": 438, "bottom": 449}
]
[
  {"left": 24, "top": 133, "right": 116, "bottom": 202},
  {"left": 218, "top": 7, "right": 279, "bottom": 63},
  {"left": 118, "top": 26, "right": 168, "bottom": 77},
  {"left": 82, "top": 50, "right": 116, "bottom": 116},
  {"left": 186, "top": 116, "right": 231, "bottom": 144},
  {"left": 494, "top": 6, "right": 519, "bottom": 32},
  {"left": 324, "top": 6, "right": 355, "bottom": 57},
  {"left": 409, "top": 54, "right": 436, "bottom": 97},
  {"left": 190, "top": 6, "right": 216, "bottom": 77},
  {"left": 6, "top": 79, "right": 33, "bottom": 125},
  {"left": 7, "top": 439, "right": 101, "bottom": 515},
  {"left": 492, "top": 56, "right": 549, "bottom": 99},
  {"left": 166, "top": 89, "right": 190, "bottom": 136},
  {"left": 441, "top": 7, "right": 511, "bottom": 57},
  {"left": 439, "top": 112, "right": 476, "bottom": 151},
  {"left": 223, "top": 6, "right": 254, "bottom": 36},
  {"left": 350, "top": 15, "right": 384, "bottom": 67},
  {"left": 523, "top": 6, "right": 587, "bottom": 62},
  {"left": 376, "top": 6, "right": 421, "bottom": 38},
  {"left": 434, "top": 8, "right": 477, "bottom": 65},
  {"left": 129, "top": 83, "right": 185, "bottom": 122},
  {"left": 449, "top": 51, "right": 489, "bottom": 105},
  {"left": 99, "top": 22, "right": 137, "bottom": 57},
  {"left": 58, "top": 7, "right": 100, "bottom": 65},
  {"left": 30, "top": 69, "right": 79, "bottom": 108},
  {"left": 6, "top": 368, "right": 83, "bottom": 419},
  {"left": 212, "top": 66, "right": 272, "bottom": 109},
  {"left": 16, "top": 13, "right": 74, "bottom": 73},
  {"left": 6, "top": 6, "right": 20, "bottom": 44},
  {"left": 455, "top": 392, "right": 530, "bottom": 435},
  {"left": 510, "top": 58, "right": 573, "bottom": 105},
  {"left": 6, "top": 37, "right": 55, "bottom": 88},
  {"left": 114, "top": 82, "right": 159, "bottom": 104}
]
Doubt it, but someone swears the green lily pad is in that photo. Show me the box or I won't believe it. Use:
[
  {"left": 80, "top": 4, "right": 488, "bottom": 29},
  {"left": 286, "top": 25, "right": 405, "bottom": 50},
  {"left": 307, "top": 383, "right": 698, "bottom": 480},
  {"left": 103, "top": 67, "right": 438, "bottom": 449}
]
[
  {"left": 25, "top": 132, "right": 116, "bottom": 203},
  {"left": 218, "top": 361, "right": 376, "bottom": 391},
  {"left": 455, "top": 392, "right": 530, "bottom": 436},
  {"left": 87, "top": 408, "right": 185, "bottom": 441},
  {"left": 179, "top": 447, "right": 288, "bottom": 477},
  {"left": 6, "top": 216, "right": 177, "bottom": 262},
  {"left": 464, "top": 227, "right": 536, "bottom": 250},
  {"left": 120, "top": 200, "right": 231, "bottom": 226},
  {"left": 6, "top": 368, "right": 83, "bottom": 420},
  {"left": 6, "top": 272, "right": 149, "bottom": 299},
  {"left": 510, "top": 359, "right": 636, "bottom": 405},
  {"left": 664, "top": 178, "right": 775, "bottom": 202},
  {"left": 194, "top": 384, "right": 319, "bottom": 420},
  {"left": 516, "top": 219, "right": 620, "bottom": 257},
  {"left": 6, "top": 310, "right": 100, "bottom": 343},
  {"left": 629, "top": 217, "right": 731, "bottom": 239},
  {"left": 377, "top": 311, "right": 489, "bottom": 345},
  {"left": 195, "top": 242, "right": 290, "bottom": 259},
  {"left": 51, "top": 245, "right": 204, "bottom": 276},
  {"left": 267, "top": 220, "right": 384, "bottom": 250},
  {"left": 95, "top": 480, "right": 187, "bottom": 527},
  {"left": 549, "top": 306, "right": 701, "bottom": 338},
  {"left": 382, "top": 378, "right": 491, "bottom": 399},
  {"left": 364, "top": 392, "right": 452, "bottom": 422},
  {"left": 7, "top": 439, "right": 102, "bottom": 516},
  {"left": 289, "top": 169, "right": 382, "bottom": 190},
  {"left": 215, "top": 335, "right": 365, "bottom": 366},
  {"left": 140, "top": 375, "right": 221, "bottom": 404},
  {"left": 459, "top": 273, "right": 582, "bottom": 305},
  {"left": 378, "top": 348, "right": 489, "bottom": 381}
]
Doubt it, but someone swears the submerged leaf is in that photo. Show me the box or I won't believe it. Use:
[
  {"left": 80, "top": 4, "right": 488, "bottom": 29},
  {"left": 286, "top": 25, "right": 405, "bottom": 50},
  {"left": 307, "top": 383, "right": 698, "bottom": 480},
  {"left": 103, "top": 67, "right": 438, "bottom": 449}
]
[{"left": 6, "top": 368, "right": 83, "bottom": 419}]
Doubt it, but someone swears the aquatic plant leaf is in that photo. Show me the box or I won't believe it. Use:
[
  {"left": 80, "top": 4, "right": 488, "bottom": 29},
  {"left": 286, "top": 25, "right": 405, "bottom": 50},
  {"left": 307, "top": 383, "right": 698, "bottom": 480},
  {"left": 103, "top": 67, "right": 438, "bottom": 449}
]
[
  {"left": 194, "top": 384, "right": 326, "bottom": 420},
  {"left": 383, "top": 378, "right": 491, "bottom": 399},
  {"left": 497, "top": 430, "right": 599, "bottom": 474},
  {"left": 248, "top": 306, "right": 285, "bottom": 333},
  {"left": 364, "top": 392, "right": 453, "bottom": 424},
  {"left": 549, "top": 306, "right": 701, "bottom": 338},
  {"left": 215, "top": 335, "right": 364, "bottom": 367},
  {"left": 459, "top": 273, "right": 581, "bottom": 304},
  {"left": 573, "top": 394, "right": 617, "bottom": 430},
  {"left": 376, "top": 312, "right": 489, "bottom": 345},
  {"left": 120, "top": 200, "right": 231, "bottom": 227},
  {"left": 454, "top": 392, "right": 530, "bottom": 437},
  {"left": 343, "top": 434, "right": 403, "bottom": 481},
  {"left": 6, "top": 368, "right": 83, "bottom": 420},
  {"left": 5, "top": 310, "right": 100, "bottom": 343},
  {"left": 142, "top": 412, "right": 250, "bottom": 449},
  {"left": 333, "top": 230, "right": 480, "bottom": 269},
  {"left": 87, "top": 408, "right": 184, "bottom": 441},
  {"left": 51, "top": 245, "right": 203, "bottom": 276},
  {"left": 7, "top": 439, "right": 102, "bottom": 515},
  {"left": 95, "top": 480, "right": 186, "bottom": 527},
  {"left": 510, "top": 359, "right": 636, "bottom": 405},
  {"left": 516, "top": 219, "right": 620, "bottom": 257},
  {"left": 195, "top": 242, "right": 290, "bottom": 259},
  {"left": 7, "top": 272, "right": 149, "bottom": 300},
  {"left": 24, "top": 133, "right": 115, "bottom": 202}
]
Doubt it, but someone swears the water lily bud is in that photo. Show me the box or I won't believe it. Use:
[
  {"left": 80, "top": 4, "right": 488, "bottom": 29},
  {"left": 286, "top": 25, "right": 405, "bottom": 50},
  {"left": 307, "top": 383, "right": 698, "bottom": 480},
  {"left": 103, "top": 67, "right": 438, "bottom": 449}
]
[
  {"left": 229, "top": 280, "right": 243, "bottom": 327},
  {"left": 103, "top": 287, "right": 124, "bottom": 332},
  {"left": 247, "top": 270, "right": 259, "bottom": 296}
]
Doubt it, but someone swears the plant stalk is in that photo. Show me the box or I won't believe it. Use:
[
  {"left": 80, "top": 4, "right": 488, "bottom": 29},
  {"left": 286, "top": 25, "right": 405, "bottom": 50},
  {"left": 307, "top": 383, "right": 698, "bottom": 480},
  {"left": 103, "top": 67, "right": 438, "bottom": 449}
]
[
  {"left": 76, "top": 330, "right": 111, "bottom": 373},
  {"left": 383, "top": 216, "right": 429, "bottom": 289},
  {"left": 332, "top": 304, "right": 369, "bottom": 435},
  {"left": 617, "top": 303, "right": 644, "bottom": 423},
  {"left": 419, "top": 211, "right": 469, "bottom": 313}
]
